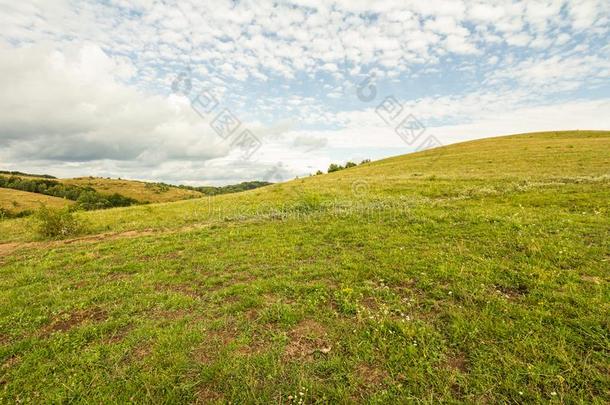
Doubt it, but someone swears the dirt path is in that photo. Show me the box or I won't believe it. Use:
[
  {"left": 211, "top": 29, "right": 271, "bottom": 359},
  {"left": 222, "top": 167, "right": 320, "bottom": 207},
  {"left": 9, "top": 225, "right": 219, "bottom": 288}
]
[
  {"left": 0, "top": 215, "right": 268, "bottom": 260},
  {"left": 0, "top": 226, "right": 205, "bottom": 259}
]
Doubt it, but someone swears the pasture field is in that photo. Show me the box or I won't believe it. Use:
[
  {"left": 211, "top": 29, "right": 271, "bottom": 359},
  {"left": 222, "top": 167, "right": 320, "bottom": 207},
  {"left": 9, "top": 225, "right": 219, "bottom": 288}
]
[
  {"left": 61, "top": 177, "right": 202, "bottom": 204},
  {"left": 0, "top": 188, "right": 73, "bottom": 217},
  {"left": 0, "top": 131, "right": 608, "bottom": 403}
]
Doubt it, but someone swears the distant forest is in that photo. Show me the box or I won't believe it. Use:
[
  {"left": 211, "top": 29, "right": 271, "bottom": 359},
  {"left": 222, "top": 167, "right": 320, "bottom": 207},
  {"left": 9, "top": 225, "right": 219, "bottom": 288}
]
[
  {"left": 172, "top": 181, "right": 272, "bottom": 196},
  {"left": 0, "top": 170, "right": 56, "bottom": 179}
]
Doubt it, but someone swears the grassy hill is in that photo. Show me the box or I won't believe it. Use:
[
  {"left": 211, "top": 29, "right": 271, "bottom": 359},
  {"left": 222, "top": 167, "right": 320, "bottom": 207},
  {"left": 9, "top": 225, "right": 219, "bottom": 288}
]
[
  {"left": 0, "top": 188, "right": 73, "bottom": 217},
  {"left": 0, "top": 175, "right": 202, "bottom": 209},
  {"left": 0, "top": 176, "right": 271, "bottom": 216},
  {"left": 0, "top": 130, "right": 608, "bottom": 403},
  {"left": 61, "top": 177, "right": 202, "bottom": 203}
]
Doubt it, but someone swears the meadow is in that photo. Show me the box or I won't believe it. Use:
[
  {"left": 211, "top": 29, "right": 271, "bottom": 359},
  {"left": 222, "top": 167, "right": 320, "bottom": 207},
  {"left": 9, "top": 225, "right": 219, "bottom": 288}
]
[
  {"left": 0, "top": 131, "right": 608, "bottom": 403},
  {"left": 0, "top": 188, "right": 73, "bottom": 218},
  {"left": 61, "top": 177, "right": 202, "bottom": 203}
]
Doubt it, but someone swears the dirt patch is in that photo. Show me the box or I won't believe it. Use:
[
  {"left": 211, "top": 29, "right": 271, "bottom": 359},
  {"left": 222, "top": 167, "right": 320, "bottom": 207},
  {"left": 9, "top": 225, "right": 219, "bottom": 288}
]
[
  {"left": 40, "top": 307, "right": 108, "bottom": 337},
  {"left": 0, "top": 242, "right": 22, "bottom": 258},
  {"left": 395, "top": 283, "right": 426, "bottom": 302},
  {"left": 193, "top": 345, "right": 215, "bottom": 364},
  {"left": 236, "top": 336, "right": 268, "bottom": 356},
  {"left": 245, "top": 309, "right": 258, "bottom": 321},
  {"left": 395, "top": 278, "right": 418, "bottom": 289},
  {"left": 71, "top": 280, "right": 89, "bottom": 289},
  {"left": 283, "top": 319, "right": 331, "bottom": 361},
  {"left": 194, "top": 385, "right": 223, "bottom": 403},
  {"left": 234, "top": 272, "right": 258, "bottom": 284},
  {"left": 132, "top": 343, "right": 153, "bottom": 360},
  {"left": 65, "top": 229, "right": 157, "bottom": 245},
  {"left": 235, "top": 327, "right": 275, "bottom": 357},
  {"left": 193, "top": 326, "right": 239, "bottom": 364},
  {"left": 411, "top": 301, "right": 443, "bottom": 322},
  {"left": 494, "top": 284, "right": 528, "bottom": 300},
  {"left": 351, "top": 363, "right": 389, "bottom": 401},
  {"left": 360, "top": 296, "right": 379, "bottom": 311},
  {"left": 102, "top": 325, "right": 133, "bottom": 344},
  {"left": 0, "top": 223, "right": 214, "bottom": 259},
  {"left": 445, "top": 352, "right": 468, "bottom": 372},
  {"left": 357, "top": 363, "right": 388, "bottom": 387},
  {"left": 580, "top": 275, "right": 602, "bottom": 285},
  {"left": 162, "top": 251, "right": 184, "bottom": 260},
  {"left": 0, "top": 355, "right": 21, "bottom": 387},
  {"left": 1, "top": 355, "right": 20, "bottom": 370}
]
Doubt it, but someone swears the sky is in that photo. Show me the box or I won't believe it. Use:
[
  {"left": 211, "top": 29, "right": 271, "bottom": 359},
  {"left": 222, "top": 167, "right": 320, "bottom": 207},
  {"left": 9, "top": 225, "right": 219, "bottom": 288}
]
[{"left": 0, "top": 0, "right": 609, "bottom": 185}]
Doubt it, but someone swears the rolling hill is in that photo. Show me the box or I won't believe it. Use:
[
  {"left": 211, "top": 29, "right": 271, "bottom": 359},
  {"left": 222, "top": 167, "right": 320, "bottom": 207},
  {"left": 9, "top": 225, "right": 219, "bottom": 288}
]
[
  {"left": 0, "top": 175, "right": 271, "bottom": 216},
  {"left": 0, "top": 130, "right": 608, "bottom": 403},
  {"left": 61, "top": 177, "right": 203, "bottom": 203},
  {"left": 0, "top": 175, "right": 202, "bottom": 211},
  {"left": 0, "top": 188, "right": 73, "bottom": 217}
]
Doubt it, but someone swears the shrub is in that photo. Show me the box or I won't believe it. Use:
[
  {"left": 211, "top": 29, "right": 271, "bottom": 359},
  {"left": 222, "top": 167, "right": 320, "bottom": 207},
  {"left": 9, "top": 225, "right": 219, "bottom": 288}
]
[
  {"left": 77, "top": 191, "right": 109, "bottom": 210},
  {"left": 328, "top": 163, "right": 343, "bottom": 173},
  {"left": 327, "top": 161, "right": 360, "bottom": 173},
  {"left": 34, "top": 206, "right": 86, "bottom": 239},
  {"left": 0, "top": 208, "right": 33, "bottom": 220}
]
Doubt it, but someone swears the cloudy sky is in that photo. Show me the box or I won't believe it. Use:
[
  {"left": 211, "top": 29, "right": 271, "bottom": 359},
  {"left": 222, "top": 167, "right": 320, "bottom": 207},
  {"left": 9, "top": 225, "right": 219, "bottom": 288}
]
[{"left": 1, "top": 0, "right": 609, "bottom": 185}]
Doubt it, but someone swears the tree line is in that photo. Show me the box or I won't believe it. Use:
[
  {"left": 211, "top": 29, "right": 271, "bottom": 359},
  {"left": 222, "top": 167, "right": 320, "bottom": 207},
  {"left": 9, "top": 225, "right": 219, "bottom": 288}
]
[
  {"left": 314, "top": 159, "right": 371, "bottom": 175},
  {"left": 171, "top": 181, "right": 273, "bottom": 196}
]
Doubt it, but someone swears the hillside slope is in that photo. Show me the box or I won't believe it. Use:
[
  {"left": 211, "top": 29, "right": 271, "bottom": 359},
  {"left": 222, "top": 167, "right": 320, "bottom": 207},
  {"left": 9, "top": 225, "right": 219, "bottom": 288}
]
[
  {"left": 0, "top": 130, "right": 608, "bottom": 403},
  {"left": 61, "top": 177, "right": 202, "bottom": 203},
  {"left": 0, "top": 188, "right": 73, "bottom": 217},
  {"left": 0, "top": 175, "right": 203, "bottom": 205}
]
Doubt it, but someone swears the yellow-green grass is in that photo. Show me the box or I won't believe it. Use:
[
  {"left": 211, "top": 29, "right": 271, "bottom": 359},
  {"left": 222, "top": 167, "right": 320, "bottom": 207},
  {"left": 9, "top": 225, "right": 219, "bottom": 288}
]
[
  {"left": 0, "top": 130, "right": 608, "bottom": 403},
  {"left": 61, "top": 177, "right": 202, "bottom": 203},
  {"left": 0, "top": 188, "right": 73, "bottom": 216},
  {"left": 2, "top": 175, "right": 202, "bottom": 204}
]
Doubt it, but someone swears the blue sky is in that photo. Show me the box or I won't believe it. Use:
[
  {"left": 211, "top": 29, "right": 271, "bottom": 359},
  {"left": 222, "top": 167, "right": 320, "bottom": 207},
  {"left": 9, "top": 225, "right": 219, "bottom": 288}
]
[{"left": 0, "top": 0, "right": 609, "bottom": 185}]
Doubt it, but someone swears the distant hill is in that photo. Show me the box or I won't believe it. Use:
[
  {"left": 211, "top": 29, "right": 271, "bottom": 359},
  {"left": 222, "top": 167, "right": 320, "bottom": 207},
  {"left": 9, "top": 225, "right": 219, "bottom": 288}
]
[
  {"left": 61, "top": 177, "right": 203, "bottom": 204},
  {"left": 0, "top": 188, "right": 73, "bottom": 218},
  {"left": 0, "top": 174, "right": 273, "bottom": 215},
  {"left": 0, "top": 170, "right": 56, "bottom": 179},
  {"left": 175, "top": 181, "right": 273, "bottom": 196}
]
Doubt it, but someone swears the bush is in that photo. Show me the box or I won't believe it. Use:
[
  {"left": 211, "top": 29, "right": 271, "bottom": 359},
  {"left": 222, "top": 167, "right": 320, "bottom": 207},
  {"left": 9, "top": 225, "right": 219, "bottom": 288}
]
[
  {"left": 327, "top": 161, "right": 360, "bottom": 173},
  {"left": 328, "top": 163, "right": 343, "bottom": 173},
  {"left": 34, "top": 206, "right": 86, "bottom": 239},
  {"left": 0, "top": 208, "right": 32, "bottom": 220}
]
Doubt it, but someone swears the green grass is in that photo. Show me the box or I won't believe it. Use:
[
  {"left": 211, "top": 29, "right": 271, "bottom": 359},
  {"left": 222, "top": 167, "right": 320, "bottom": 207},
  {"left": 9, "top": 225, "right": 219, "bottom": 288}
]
[{"left": 0, "top": 130, "right": 609, "bottom": 403}]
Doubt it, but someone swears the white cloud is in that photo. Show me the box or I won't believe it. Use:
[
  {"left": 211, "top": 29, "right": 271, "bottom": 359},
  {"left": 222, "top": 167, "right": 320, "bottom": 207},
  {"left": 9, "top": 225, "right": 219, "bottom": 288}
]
[
  {"left": 0, "top": 42, "right": 227, "bottom": 165},
  {"left": 0, "top": 0, "right": 608, "bottom": 184}
]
